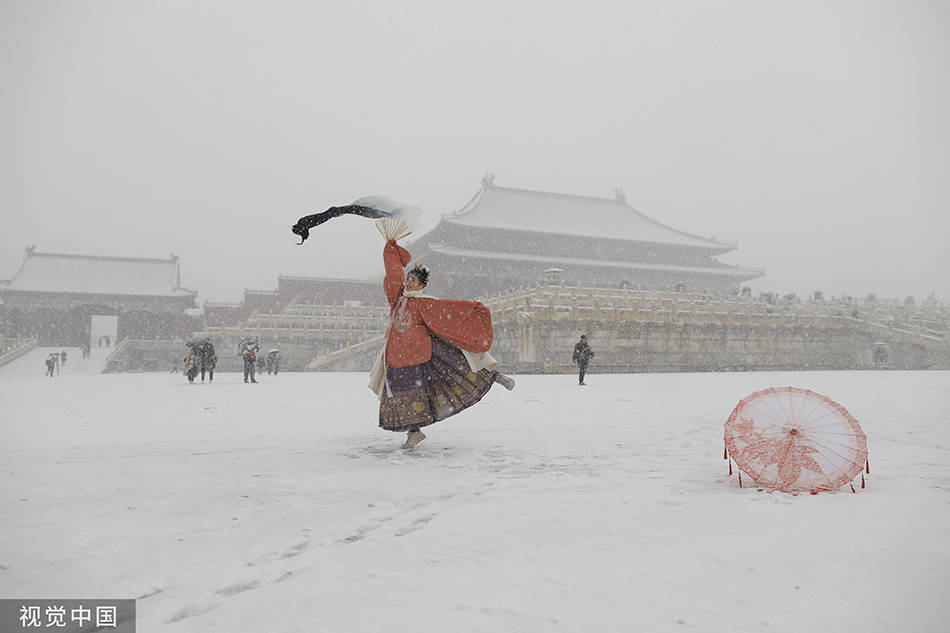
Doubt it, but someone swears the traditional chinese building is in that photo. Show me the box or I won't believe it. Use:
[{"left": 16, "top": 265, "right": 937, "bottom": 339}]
[
  {"left": 408, "top": 176, "right": 763, "bottom": 298},
  {"left": 0, "top": 247, "right": 197, "bottom": 345}
]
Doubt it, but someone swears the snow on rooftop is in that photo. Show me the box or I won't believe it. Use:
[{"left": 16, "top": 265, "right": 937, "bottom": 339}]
[
  {"left": 1, "top": 251, "right": 194, "bottom": 297},
  {"left": 445, "top": 184, "right": 735, "bottom": 250}
]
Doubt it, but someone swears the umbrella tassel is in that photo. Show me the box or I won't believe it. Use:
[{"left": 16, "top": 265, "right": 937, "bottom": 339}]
[
  {"left": 724, "top": 444, "right": 728, "bottom": 460},
  {"left": 738, "top": 471, "right": 743, "bottom": 488},
  {"left": 861, "top": 474, "right": 865, "bottom": 489},
  {"left": 728, "top": 458, "right": 733, "bottom": 476},
  {"left": 866, "top": 458, "right": 870, "bottom": 474},
  {"left": 851, "top": 484, "right": 856, "bottom": 493}
]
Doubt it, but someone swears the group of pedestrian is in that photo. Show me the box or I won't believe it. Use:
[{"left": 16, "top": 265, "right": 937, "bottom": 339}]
[
  {"left": 176, "top": 337, "right": 281, "bottom": 384},
  {"left": 44, "top": 350, "right": 67, "bottom": 377},
  {"left": 184, "top": 337, "right": 217, "bottom": 383}
]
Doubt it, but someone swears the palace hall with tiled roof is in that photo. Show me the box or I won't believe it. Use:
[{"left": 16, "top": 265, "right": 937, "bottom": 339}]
[{"left": 408, "top": 176, "right": 763, "bottom": 299}]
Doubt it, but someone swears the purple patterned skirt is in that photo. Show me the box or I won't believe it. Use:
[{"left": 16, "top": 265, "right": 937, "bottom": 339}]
[{"left": 379, "top": 335, "right": 497, "bottom": 432}]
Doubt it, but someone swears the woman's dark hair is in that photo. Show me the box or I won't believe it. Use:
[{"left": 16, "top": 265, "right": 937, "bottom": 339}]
[{"left": 410, "top": 264, "right": 430, "bottom": 286}]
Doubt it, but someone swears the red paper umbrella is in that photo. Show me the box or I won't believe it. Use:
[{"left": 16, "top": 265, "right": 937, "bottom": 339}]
[{"left": 724, "top": 387, "right": 869, "bottom": 493}]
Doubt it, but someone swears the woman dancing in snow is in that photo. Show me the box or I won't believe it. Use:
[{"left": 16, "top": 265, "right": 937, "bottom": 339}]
[{"left": 369, "top": 239, "right": 515, "bottom": 449}]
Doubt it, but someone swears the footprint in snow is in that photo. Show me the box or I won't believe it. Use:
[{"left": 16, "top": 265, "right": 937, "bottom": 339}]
[
  {"left": 215, "top": 579, "right": 261, "bottom": 597},
  {"left": 395, "top": 514, "right": 435, "bottom": 537},
  {"left": 281, "top": 541, "right": 309, "bottom": 558},
  {"left": 165, "top": 603, "right": 221, "bottom": 624},
  {"left": 136, "top": 586, "right": 164, "bottom": 600}
]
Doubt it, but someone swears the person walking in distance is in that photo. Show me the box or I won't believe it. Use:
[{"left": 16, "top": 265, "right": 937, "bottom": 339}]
[
  {"left": 572, "top": 334, "right": 595, "bottom": 385},
  {"left": 184, "top": 347, "right": 199, "bottom": 383},
  {"left": 267, "top": 349, "right": 281, "bottom": 375},
  {"left": 199, "top": 339, "right": 217, "bottom": 383},
  {"left": 239, "top": 336, "right": 259, "bottom": 384}
]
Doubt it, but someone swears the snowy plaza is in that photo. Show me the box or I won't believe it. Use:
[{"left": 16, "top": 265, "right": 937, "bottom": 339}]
[{"left": 1, "top": 351, "right": 948, "bottom": 632}]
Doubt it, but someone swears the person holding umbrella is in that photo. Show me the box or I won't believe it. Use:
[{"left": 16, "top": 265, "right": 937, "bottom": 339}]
[{"left": 267, "top": 349, "right": 281, "bottom": 375}]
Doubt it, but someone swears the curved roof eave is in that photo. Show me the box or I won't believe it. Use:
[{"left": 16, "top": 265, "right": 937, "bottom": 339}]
[
  {"left": 439, "top": 217, "right": 736, "bottom": 254},
  {"left": 427, "top": 244, "right": 764, "bottom": 279}
]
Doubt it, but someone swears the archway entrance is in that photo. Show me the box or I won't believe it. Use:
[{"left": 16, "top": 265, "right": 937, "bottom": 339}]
[{"left": 90, "top": 315, "right": 118, "bottom": 349}]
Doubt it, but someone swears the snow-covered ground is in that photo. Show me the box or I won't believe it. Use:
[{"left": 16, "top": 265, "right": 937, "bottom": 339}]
[{"left": 1, "top": 365, "right": 948, "bottom": 632}]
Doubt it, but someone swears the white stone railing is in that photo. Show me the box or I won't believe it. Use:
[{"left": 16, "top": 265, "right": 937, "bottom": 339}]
[
  {"left": 102, "top": 337, "right": 133, "bottom": 372},
  {"left": 0, "top": 338, "right": 38, "bottom": 367},
  {"left": 307, "top": 334, "right": 386, "bottom": 370},
  {"left": 486, "top": 285, "right": 950, "bottom": 339}
]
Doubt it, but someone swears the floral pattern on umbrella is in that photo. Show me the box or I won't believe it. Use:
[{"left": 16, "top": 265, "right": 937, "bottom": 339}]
[{"left": 724, "top": 387, "right": 868, "bottom": 493}]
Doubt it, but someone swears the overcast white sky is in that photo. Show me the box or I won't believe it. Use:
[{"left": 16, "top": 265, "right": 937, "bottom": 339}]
[{"left": 2, "top": 0, "right": 948, "bottom": 305}]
